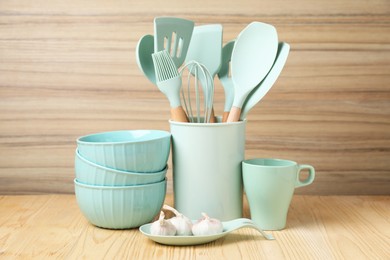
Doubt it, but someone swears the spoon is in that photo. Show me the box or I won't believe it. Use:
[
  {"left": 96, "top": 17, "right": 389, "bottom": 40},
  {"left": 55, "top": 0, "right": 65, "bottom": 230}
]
[
  {"left": 135, "top": 34, "right": 156, "bottom": 84},
  {"left": 139, "top": 218, "right": 275, "bottom": 246},
  {"left": 217, "top": 40, "right": 235, "bottom": 122},
  {"left": 240, "top": 42, "right": 290, "bottom": 120},
  {"left": 227, "top": 22, "right": 278, "bottom": 122}
]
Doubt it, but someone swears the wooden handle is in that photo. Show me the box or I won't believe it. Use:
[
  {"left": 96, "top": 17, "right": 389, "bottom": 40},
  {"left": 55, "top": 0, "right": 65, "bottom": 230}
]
[
  {"left": 209, "top": 107, "right": 216, "bottom": 123},
  {"left": 222, "top": 111, "right": 229, "bottom": 122},
  {"left": 170, "top": 106, "right": 189, "bottom": 122},
  {"left": 226, "top": 106, "right": 241, "bottom": 122}
]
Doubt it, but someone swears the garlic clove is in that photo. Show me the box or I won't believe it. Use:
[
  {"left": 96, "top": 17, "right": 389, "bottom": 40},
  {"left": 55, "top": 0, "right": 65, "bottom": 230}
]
[
  {"left": 169, "top": 217, "right": 193, "bottom": 236},
  {"left": 150, "top": 211, "right": 177, "bottom": 236},
  {"left": 163, "top": 204, "right": 193, "bottom": 236},
  {"left": 192, "top": 212, "right": 223, "bottom": 236}
]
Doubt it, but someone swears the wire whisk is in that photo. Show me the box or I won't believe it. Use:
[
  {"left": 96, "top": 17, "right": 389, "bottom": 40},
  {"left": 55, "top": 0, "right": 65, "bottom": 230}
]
[{"left": 179, "top": 60, "right": 215, "bottom": 123}]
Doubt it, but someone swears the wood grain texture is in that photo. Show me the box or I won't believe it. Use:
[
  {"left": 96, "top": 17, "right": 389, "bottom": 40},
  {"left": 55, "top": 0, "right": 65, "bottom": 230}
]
[
  {"left": 0, "top": 0, "right": 389, "bottom": 194},
  {"left": 0, "top": 194, "right": 389, "bottom": 259}
]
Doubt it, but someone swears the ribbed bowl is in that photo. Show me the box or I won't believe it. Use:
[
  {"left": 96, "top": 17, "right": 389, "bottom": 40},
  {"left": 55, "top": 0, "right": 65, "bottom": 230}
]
[
  {"left": 74, "top": 178, "right": 166, "bottom": 229},
  {"left": 75, "top": 150, "right": 167, "bottom": 186},
  {"left": 76, "top": 130, "right": 171, "bottom": 172}
]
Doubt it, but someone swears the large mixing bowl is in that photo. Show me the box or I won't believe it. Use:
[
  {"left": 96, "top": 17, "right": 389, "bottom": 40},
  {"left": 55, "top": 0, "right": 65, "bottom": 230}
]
[
  {"left": 77, "top": 130, "right": 171, "bottom": 172},
  {"left": 75, "top": 150, "right": 167, "bottom": 186},
  {"left": 74, "top": 178, "right": 166, "bottom": 229}
]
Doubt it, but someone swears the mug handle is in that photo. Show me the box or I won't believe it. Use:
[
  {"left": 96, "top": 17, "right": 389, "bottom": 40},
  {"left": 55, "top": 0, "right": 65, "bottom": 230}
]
[{"left": 296, "top": 164, "right": 315, "bottom": 188}]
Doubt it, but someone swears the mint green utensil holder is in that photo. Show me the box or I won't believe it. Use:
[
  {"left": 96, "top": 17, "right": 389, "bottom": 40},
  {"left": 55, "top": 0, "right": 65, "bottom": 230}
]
[{"left": 170, "top": 117, "right": 246, "bottom": 221}]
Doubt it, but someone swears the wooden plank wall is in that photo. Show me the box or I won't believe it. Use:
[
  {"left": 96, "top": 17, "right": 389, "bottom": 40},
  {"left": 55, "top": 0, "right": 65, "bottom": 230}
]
[{"left": 0, "top": 0, "right": 389, "bottom": 195}]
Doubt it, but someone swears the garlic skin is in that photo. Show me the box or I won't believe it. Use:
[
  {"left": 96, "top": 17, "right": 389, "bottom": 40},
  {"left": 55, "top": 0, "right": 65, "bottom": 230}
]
[
  {"left": 163, "top": 204, "right": 193, "bottom": 236},
  {"left": 192, "top": 212, "right": 223, "bottom": 236},
  {"left": 150, "top": 211, "right": 176, "bottom": 236}
]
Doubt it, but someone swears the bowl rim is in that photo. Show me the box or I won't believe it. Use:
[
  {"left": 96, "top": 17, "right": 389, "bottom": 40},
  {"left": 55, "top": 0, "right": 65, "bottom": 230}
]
[
  {"left": 74, "top": 177, "right": 167, "bottom": 190},
  {"left": 75, "top": 149, "right": 168, "bottom": 176},
  {"left": 76, "top": 129, "right": 171, "bottom": 145}
]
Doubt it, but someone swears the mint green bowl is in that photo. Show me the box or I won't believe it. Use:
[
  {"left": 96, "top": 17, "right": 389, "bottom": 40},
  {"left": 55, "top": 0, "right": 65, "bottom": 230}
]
[
  {"left": 74, "top": 178, "right": 166, "bottom": 229},
  {"left": 75, "top": 150, "right": 167, "bottom": 186},
  {"left": 77, "top": 130, "right": 171, "bottom": 173}
]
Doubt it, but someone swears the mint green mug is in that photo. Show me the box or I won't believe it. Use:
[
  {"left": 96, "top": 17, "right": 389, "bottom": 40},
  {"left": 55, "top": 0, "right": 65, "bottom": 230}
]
[{"left": 242, "top": 158, "right": 315, "bottom": 230}]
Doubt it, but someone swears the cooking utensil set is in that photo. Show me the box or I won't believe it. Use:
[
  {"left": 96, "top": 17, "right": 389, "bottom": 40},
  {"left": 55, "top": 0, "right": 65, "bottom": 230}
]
[{"left": 136, "top": 17, "right": 290, "bottom": 123}]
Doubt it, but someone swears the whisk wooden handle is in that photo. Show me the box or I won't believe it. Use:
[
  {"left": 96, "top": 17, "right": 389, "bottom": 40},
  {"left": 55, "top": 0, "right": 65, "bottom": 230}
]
[
  {"left": 209, "top": 107, "right": 216, "bottom": 123},
  {"left": 170, "top": 106, "right": 189, "bottom": 122}
]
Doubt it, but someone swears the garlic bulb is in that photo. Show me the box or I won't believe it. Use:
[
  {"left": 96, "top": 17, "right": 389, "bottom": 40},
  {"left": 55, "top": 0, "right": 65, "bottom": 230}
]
[
  {"left": 163, "top": 204, "right": 193, "bottom": 236},
  {"left": 150, "top": 211, "right": 176, "bottom": 236},
  {"left": 192, "top": 212, "right": 223, "bottom": 236}
]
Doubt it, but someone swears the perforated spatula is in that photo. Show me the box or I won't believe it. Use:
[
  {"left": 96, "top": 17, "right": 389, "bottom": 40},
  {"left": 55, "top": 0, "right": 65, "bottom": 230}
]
[{"left": 154, "top": 17, "right": 194, "bottom": 68}]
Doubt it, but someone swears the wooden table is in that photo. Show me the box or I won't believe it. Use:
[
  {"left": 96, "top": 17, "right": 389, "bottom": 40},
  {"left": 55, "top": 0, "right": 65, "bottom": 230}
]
[{"left": 0, "top": 194, "right": 388, "bottom": 259}]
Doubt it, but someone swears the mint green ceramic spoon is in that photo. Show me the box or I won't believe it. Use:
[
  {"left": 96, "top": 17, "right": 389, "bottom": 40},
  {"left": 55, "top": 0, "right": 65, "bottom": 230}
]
[
  {"left": 227, "top": 22, "right": 278, "bottom": 122},
  {"left": 139, "top": 218, "right": 275, "bottom": 246}
]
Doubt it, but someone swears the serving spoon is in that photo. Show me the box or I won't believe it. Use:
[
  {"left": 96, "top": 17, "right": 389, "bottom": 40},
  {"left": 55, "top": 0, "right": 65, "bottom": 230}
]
[
  {"left": 139, "top": 218, "right": 275, "bottom": 246},
  {"left": 227, "top": 22, "right": 278, "bottom": 122},
  {"left": 240, "top": 42, "right": 290, "bottom": 120}
]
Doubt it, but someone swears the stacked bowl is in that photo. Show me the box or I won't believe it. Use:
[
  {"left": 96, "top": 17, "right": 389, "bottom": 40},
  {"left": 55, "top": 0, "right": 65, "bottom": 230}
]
[{"left": 74, "top": 130, "right": 171, "bottom": 229}]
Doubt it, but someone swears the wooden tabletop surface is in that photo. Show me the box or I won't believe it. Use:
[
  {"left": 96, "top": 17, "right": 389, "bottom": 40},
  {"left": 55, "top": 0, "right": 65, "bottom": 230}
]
[{"left": 0, "top": 194, "right": 388, "bottom": 259}]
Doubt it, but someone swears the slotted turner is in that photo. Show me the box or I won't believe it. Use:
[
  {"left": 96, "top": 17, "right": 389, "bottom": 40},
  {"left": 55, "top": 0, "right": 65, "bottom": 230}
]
[{"left": 154, "top": 17, "right": 194, "bottom": 68}]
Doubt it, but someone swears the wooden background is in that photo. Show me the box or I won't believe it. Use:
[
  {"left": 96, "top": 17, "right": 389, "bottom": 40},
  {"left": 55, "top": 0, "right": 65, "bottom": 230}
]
[{"left": 0, "top": 0, "right": 389, "bottom": 195}]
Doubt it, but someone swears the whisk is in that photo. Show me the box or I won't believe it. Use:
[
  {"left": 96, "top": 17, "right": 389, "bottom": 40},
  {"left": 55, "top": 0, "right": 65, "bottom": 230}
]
[{"left": 179, "top": 61, "right": 215, "bottom": 123}]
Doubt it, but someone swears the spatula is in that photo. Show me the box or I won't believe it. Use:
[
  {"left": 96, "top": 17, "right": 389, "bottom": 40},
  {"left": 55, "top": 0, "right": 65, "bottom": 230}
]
[
  {"left": 217, "top": 40, "right": 235, "bottom": 122},
  {"left": 227, "top": 22, "right": 278, "bottom": 122},
  {"left": 154, "top": 17, "right": 194, "bottom": 68},
  {"left": 240, "top": 42, "right": 290, "bottom": 120},
  {"left": 185, "top": 24, "right": 223, "bottom": 123},
  {"left": 152, "top": 50, "right": 189, "bottom": 122}
]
